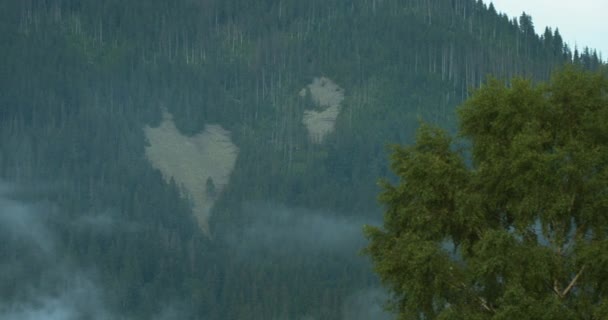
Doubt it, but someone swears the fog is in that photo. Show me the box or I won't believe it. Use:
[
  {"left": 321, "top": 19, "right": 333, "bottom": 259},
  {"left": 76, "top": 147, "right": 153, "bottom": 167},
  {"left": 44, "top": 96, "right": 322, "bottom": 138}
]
[
  {"left": 71, "top": 209, "right": 141, "bottom": 234},
  {"left": 342, "top": 288, "right": 391, "bottom": 320},
  {"left": 0, "top": 184, "right": 391, "bottom": 319},
  {"left": 229, "top": 202, "right": 371, "bottom": 257},
  {"left": 0, "top": 183, "right": 184, "bottom": 320},
  {"left": 225, "top": 202, "right": 392, "bottom": 320},
  {"left": 0, "top": 185, "right": 114, "bottom": 320}
]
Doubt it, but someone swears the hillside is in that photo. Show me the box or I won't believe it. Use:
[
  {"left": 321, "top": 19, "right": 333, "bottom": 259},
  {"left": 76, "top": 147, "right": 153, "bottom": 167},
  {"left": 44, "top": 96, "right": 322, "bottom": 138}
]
[{"left": 0, "top": 0, "right": 604, "bottom": 319}]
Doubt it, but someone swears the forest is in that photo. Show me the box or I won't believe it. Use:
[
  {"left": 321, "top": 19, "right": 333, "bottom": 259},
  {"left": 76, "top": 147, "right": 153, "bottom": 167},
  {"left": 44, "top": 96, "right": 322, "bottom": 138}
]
[{"left": 0, "top": 0, "right": 605, "bottom": 319}]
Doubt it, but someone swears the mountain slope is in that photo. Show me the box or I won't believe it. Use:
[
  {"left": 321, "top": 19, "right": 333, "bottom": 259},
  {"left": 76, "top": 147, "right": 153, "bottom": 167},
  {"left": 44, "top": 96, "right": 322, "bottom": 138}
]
[{"left": 0, "top": 0, "right": 605, "bottom": 319}]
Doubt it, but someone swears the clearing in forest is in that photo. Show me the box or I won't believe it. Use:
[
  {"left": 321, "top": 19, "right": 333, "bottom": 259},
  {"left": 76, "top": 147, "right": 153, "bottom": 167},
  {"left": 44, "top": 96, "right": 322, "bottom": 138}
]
[
  {"left": 144, "top": 111, "right": 238, "bottom": 236},
  {"left": 300, "top": 77, "right": 345, "bottom": 143}
]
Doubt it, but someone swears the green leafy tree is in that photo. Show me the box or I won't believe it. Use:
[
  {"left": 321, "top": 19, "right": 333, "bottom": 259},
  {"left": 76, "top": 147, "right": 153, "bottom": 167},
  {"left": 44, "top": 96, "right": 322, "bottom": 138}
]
[{"left": 364, "top": 67, "right": 608, "bottom": 320}]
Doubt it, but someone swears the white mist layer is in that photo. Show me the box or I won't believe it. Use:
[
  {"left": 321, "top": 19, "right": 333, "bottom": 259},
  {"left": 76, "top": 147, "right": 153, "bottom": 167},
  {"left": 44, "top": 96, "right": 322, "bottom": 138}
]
[{"left": 144, "top": 111, "right": 238, "bottom": 236}]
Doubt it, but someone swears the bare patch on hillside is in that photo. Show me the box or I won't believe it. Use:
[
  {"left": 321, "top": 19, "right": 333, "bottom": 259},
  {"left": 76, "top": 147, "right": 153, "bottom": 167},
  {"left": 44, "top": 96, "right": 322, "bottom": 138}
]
[
  {"left": 144, "top": 111, "right": 238, "bottom": 236},
  {"left": 300, "top": 77, "right": 345, "bottom": 143}
]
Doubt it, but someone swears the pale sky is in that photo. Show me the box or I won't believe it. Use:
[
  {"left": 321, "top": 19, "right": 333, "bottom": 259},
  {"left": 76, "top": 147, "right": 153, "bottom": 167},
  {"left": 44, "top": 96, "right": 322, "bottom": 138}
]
[{"left": 489, "top": 0, "right": 608, "bottom": 61}]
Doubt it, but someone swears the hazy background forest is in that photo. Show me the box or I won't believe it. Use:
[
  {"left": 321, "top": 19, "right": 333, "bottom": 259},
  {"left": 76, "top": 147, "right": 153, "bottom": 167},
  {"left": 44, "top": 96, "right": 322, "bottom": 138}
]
[{"left": 0, "top": 0, "right": 605, "bottom": 319}]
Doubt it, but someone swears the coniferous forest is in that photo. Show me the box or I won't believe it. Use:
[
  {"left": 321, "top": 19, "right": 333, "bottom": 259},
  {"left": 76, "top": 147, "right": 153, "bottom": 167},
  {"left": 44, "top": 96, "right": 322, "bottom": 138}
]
[{"left": 0, "top": 0, "right": 605, "bottom": 319}]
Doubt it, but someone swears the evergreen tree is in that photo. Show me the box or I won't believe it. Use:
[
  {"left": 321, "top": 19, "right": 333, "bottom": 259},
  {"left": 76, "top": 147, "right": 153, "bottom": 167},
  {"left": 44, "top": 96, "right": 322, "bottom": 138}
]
[{"left": 0, "top": 0, "right": 605, "bottom": 318}]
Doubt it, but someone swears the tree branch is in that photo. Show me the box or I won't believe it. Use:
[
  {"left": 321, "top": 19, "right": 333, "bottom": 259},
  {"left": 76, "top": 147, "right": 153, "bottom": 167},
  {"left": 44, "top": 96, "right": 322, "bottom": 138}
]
[
  {"left": 454, "top": 282, "right": 496, "bottom": 313},
  {"left": 553, "top": 279, "right": 561, "bottom": 296},
  {"left": 477, "top": 296, "right": 495, "bottom": 313},
  {"left": 561, "top": 266, "right": 585, "bottom": 298}
]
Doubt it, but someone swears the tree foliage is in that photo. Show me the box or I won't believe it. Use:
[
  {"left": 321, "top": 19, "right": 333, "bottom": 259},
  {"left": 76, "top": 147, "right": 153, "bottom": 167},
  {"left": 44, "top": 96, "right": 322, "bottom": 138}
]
[
  {"left": 0, "top": 0, "right": 605, "bottom": 318},
  {"left": 365, "top": 67, "right": 608, "bottom": 319}
]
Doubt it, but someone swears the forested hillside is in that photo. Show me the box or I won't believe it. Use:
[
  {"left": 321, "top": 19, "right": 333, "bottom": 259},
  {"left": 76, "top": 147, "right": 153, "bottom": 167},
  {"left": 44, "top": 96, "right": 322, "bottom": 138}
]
[{"left": 0, "top": 0, "right": 604, "bottom": 319}]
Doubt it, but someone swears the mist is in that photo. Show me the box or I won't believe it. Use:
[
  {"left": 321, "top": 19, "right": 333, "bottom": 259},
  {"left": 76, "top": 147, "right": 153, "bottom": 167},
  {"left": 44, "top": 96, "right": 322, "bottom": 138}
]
[
  {"left": 224, "top": 202, "right": 392, "bottom": 320},
  {"left": 0, "top": 184, "right": 116, "bottom": 320},
  {"left": 342, "top": 288, "right": 392, "bottom": 320},
  {"left": 0, "top": 184, "right": 393, "bottom": 320},
  {"left": 0, "top": 183, "right": 188, "bottom": 320},
  {"left": 228, "top": 202, "right": 375, "bottom": 257}
]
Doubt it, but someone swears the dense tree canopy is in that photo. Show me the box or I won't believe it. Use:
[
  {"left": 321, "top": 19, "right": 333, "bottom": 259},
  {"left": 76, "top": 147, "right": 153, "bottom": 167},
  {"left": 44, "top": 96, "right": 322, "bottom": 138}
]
[
  {"left": 365, "top": 67, "right": 608, "bottom": 319},
  {"left": 1, "top": 0, "right": 605, "bottom": 318}
]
